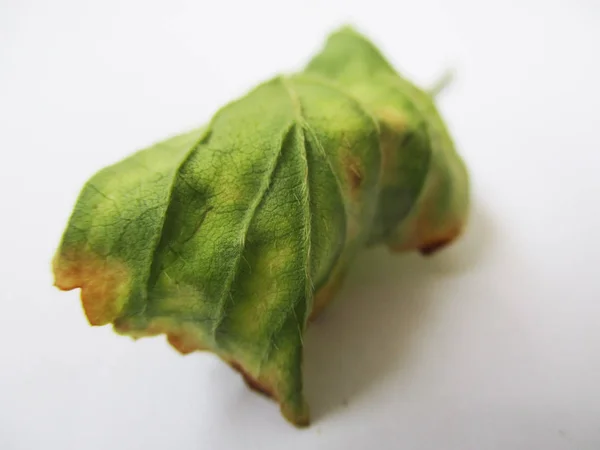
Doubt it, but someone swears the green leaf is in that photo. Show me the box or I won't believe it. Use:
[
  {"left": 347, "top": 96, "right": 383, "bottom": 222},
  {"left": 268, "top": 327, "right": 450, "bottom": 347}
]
[
  {"left": 53, "top": 26, "right": 469, "bottom": 427},
  {"left": 304, "top": 26, "right": 470, "bottom": 253}
]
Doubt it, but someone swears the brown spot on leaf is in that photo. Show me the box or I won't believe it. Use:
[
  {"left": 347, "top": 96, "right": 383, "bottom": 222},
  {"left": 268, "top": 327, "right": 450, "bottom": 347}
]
[
  {"left": 224, "top": 359, "right": 310, "bottom": 426},
  {"left": 346, "top": 159, "right": 363, "bottom": 190},
  {"left": 419, "top": 236, "right": 454, "bottom": 255},
  {"left": 228, "top": 360, "right": 274, "bottom": 399},
  {"left": 53, "top": 249, "right": 130, "bottom": 326},
  {"left": 389, "top": 222, "right": 463, "bottom": 256}
]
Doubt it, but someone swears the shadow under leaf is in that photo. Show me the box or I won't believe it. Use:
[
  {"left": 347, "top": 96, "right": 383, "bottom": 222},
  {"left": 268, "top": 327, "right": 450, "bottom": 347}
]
[{"left": 303, "top": 199, "right": 493, "bottom": 422}]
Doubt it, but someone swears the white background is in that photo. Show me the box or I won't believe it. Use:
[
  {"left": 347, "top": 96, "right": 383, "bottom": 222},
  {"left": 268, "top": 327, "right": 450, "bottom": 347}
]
[{"left": 1, "top": 0, "right": 599, "bottom": 449}]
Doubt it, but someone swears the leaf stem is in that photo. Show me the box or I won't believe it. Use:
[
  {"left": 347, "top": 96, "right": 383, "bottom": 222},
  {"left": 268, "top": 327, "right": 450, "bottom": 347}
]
[{"left": 428, "top": 69, "right": 455, "bottom": 98}]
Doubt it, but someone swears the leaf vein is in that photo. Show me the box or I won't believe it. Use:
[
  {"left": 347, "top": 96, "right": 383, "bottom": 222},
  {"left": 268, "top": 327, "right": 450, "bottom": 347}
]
[{"left": 211, "top": 122, "right": 295, "bottom": 341}]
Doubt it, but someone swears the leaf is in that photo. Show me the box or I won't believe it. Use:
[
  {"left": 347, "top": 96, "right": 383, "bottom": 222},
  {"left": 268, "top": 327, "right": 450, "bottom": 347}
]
[
  {"left": 304, "top": 26, "right": 470, "bottom": 252},
  {"left": 53, "top": 26, "right": 470, "bottom": 427}
]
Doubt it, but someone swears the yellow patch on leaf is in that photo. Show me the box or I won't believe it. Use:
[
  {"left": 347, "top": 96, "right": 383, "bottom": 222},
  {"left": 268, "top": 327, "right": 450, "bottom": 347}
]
[
  {"left": 376, "top": 107, "right": 407, "bottom": 181},
  {"left": 52, "top": 249, "right": 130, "bottom": 326}
]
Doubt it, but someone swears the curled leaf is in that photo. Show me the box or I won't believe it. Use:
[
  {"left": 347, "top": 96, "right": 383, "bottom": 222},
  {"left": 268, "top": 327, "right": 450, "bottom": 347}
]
[{"left": 53, "top": 26, "right": 469, "bottom": 426}]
